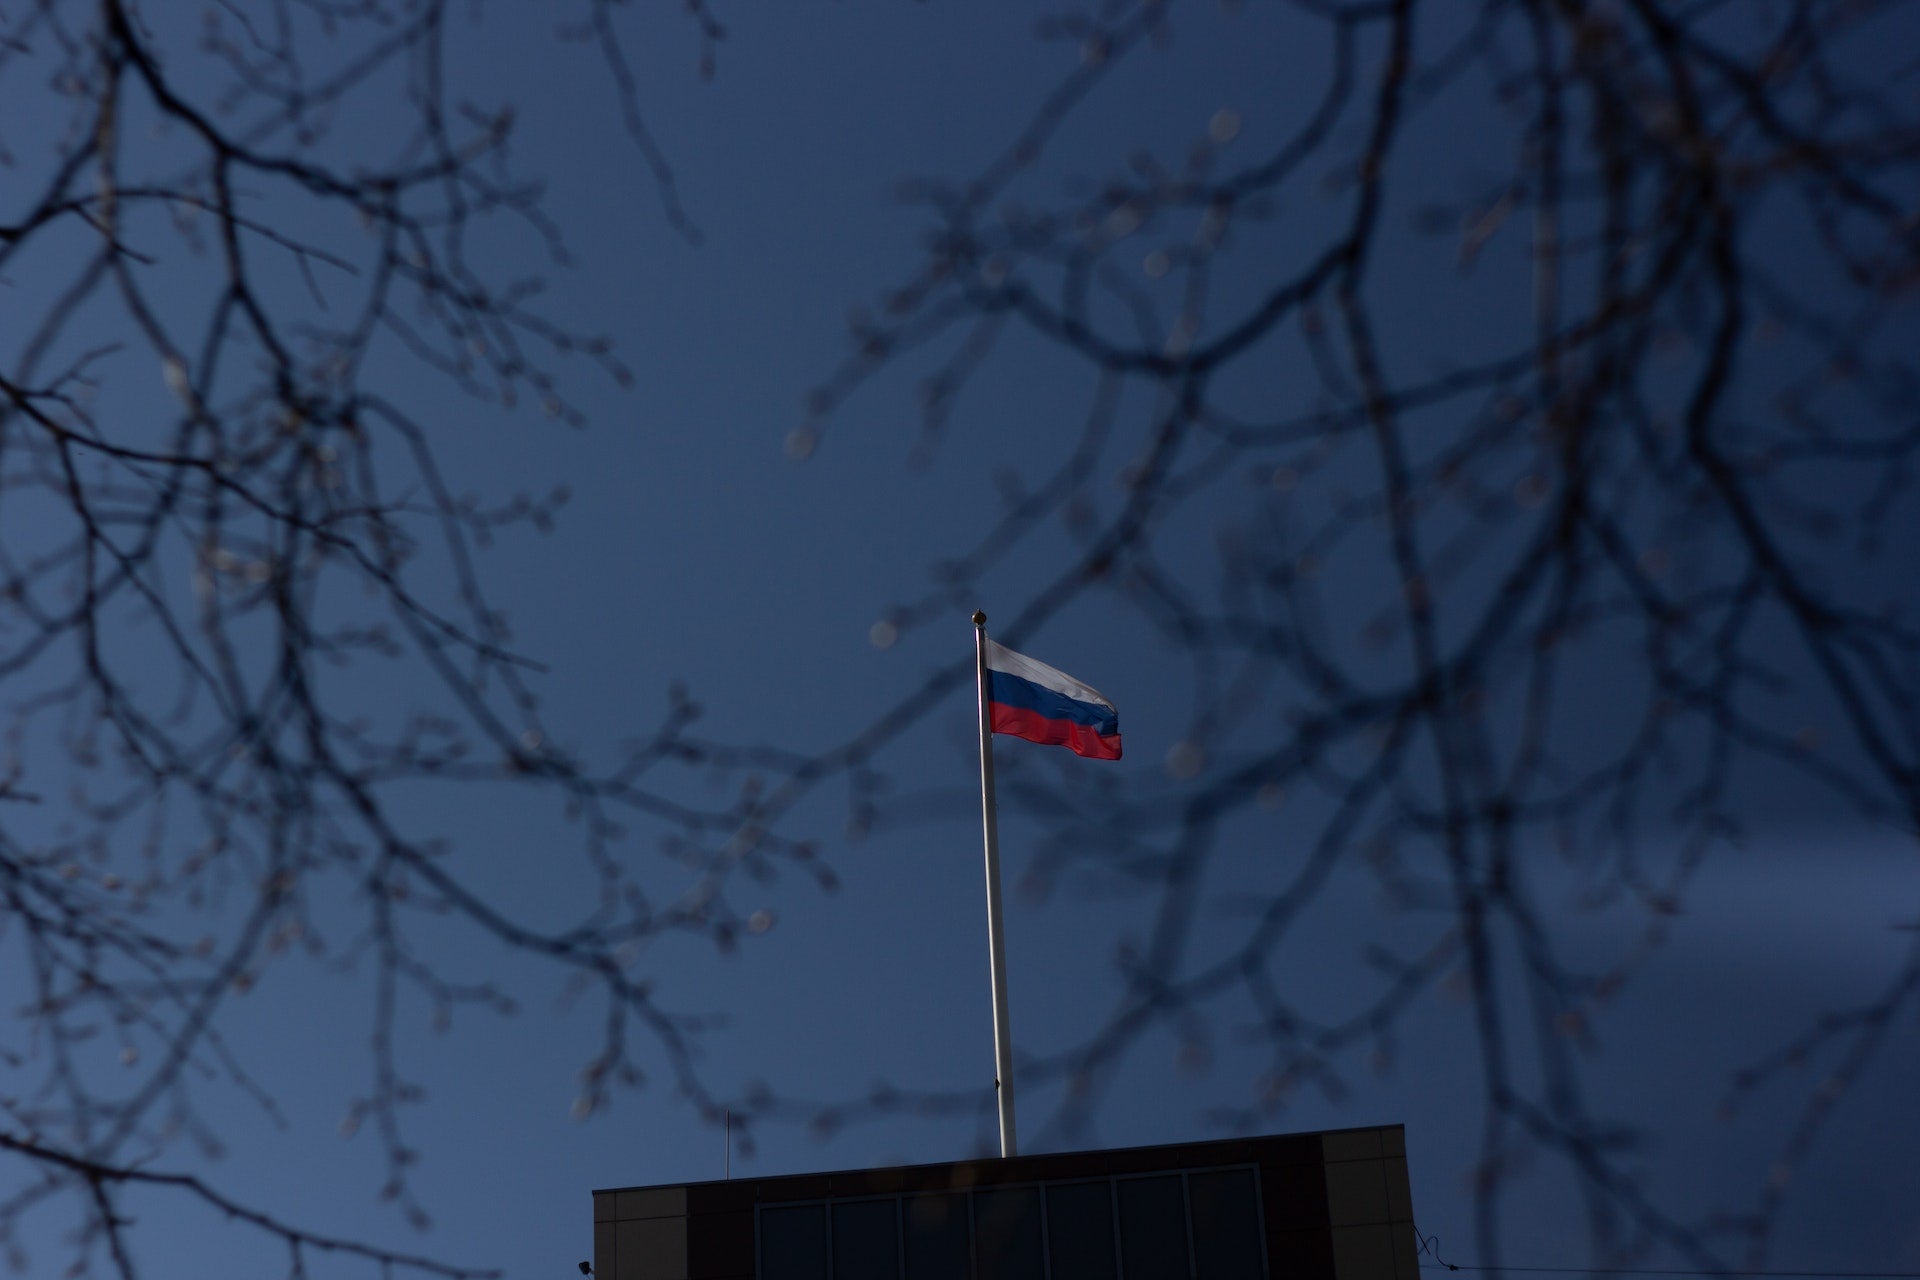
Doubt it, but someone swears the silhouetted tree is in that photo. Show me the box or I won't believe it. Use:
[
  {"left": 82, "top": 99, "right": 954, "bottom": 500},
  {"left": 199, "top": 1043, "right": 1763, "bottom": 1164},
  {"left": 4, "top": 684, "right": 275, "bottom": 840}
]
[
  {"left": 0, "top": 2, "right": 777, "bottom": 1276},
  {"left": 4, "top": 1, "right": 1917, "bottom": 1276},
  {"left": 785, "top": 0, "right": 1920, "bottom": 1272}
]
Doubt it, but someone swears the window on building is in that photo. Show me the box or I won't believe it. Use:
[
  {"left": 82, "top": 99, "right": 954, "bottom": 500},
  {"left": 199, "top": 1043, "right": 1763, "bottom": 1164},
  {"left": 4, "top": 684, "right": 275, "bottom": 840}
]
[
  {"left": 761, "top": 1204, "right": 829, "bottom": 1280},
  {"left": 756, "top": 1163, "right": 1265, "bottom": 1280},
  {"left": 904, "top": 1193, "right": 970, "bottom": 1280},
  {"left": 973, "top": 1186, "right": 1044, "bottom": 1280},
  {"left": 1188, "top": 1170, "right": 1263, "bottom": 1280},
  {"left": 1044, "top": 1180, "right": 1117, "bottom": 1280},
  {"left": 1117, "top": 1176, "right": 1191, "bottom": 1280},
  {"left": 833, "top": 1199, "right": 901, "bottom": 1280}
]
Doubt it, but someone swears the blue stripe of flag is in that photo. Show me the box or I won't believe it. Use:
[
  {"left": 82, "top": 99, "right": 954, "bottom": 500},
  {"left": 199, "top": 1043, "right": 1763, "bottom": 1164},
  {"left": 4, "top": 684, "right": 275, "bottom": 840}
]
[{"left": 987, "top": 670, "right": 1119, "bottom": 735}]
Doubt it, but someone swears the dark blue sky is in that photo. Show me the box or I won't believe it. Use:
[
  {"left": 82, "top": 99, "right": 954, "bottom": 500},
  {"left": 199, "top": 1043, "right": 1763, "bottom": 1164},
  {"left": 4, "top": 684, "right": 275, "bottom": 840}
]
[{"left": 3, "top": 3, "right": 1918, "bottom": 1278}]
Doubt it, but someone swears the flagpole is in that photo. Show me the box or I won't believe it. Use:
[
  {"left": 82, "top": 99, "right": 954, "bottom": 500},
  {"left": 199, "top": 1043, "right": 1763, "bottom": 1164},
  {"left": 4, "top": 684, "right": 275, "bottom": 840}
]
[{"left": 972, "top": 610, "right": 1018, "bottom": 1158}]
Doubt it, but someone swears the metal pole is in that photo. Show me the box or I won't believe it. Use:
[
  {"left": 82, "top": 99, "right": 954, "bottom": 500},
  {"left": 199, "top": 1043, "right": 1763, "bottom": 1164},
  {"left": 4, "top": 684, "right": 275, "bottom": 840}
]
[{"left": 973, "top": 610, "right": 1018, "bottom": 1157}]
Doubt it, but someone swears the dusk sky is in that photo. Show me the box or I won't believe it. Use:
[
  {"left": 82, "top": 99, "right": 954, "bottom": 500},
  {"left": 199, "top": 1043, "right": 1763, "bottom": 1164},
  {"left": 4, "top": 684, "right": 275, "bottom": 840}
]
[{"left": 3, "top": 3, "right": 1918, "bottom": 1279}]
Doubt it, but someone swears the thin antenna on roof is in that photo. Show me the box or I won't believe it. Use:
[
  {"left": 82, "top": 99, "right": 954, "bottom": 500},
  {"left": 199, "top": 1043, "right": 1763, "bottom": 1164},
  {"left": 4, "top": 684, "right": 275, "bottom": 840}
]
[{"left": 725, "top": 1109, "right": 731, "bottom": 1179}]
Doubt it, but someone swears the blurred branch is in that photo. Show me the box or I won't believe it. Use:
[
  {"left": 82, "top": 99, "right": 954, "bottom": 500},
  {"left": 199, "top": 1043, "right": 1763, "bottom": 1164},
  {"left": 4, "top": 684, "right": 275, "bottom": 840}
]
[{"left": 782, "top": 0, "right": 1920, "bottom": 1270}]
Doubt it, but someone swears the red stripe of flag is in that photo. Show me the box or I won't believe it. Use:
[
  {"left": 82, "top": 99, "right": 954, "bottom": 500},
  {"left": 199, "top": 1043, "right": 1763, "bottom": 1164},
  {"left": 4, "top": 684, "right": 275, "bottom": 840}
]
[{"left": 990, "top": 703, "right": 1123, "bottom": 760}]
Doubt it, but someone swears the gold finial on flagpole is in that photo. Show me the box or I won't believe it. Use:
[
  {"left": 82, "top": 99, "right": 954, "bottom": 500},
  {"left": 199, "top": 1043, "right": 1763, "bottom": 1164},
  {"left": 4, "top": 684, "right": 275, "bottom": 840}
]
[{"left": 972, "top": 610, "right": 987, "bottom": 626}]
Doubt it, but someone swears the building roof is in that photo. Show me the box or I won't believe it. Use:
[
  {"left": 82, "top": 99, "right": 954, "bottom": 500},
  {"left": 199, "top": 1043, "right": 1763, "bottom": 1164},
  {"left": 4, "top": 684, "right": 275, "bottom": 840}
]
[{"left": 591, "top": 1124, "right": 1417, "bottom": 1280}]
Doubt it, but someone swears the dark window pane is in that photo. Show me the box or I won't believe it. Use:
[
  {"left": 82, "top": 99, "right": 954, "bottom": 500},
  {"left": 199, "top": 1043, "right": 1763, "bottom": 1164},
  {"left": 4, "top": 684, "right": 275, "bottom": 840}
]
[
  {"left": 1189, "top": 1171, "right": 1263, "bottom": 1280},
  {"left": 904, "top": 1193, "right": 971, "bottom": 1280},
  {"left": 1045, "top": 1181, "right": 1117, "bottom": 1280},
  {"left": 973, "top": 1187, "right": 1043, "bottom": 1280},
  {"left": 834, "top": 1200, "right": 900, "bottom": 1280},
  {"left": 1118, "top": 1176, "right": 1190, "bottom": 1280},
  {"left": 761, "top": 1205, "right": 828, "bottom": 1280}
]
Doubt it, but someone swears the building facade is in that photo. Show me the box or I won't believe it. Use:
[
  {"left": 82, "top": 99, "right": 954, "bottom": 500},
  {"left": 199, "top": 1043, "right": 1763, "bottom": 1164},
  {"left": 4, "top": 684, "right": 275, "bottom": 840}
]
[{"left": 592, "top": 1125, "right": 1418, "bottom": 1280}]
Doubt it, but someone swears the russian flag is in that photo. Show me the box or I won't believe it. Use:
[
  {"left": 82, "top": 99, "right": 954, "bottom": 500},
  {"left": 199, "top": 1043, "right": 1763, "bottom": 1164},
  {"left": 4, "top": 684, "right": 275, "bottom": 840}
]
[{"left": 985, "top": 639, "right": 1122, "bottom": 760}]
